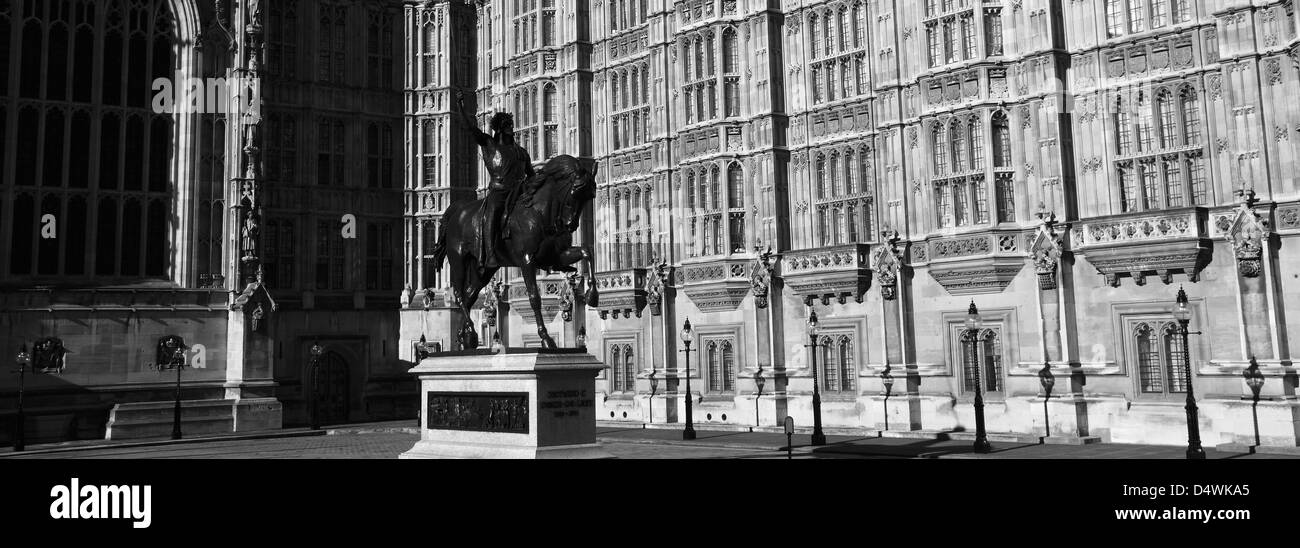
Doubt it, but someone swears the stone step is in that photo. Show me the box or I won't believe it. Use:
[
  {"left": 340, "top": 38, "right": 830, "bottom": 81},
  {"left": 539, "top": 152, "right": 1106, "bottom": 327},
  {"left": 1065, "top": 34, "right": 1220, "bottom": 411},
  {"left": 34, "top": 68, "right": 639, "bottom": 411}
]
[
  {"left": 106, "top": 399, "right": 236, "bottom": 440},
  {"left": 1216, "top": 442, "right": 1300, "bottom": 455},
  {"left": 880, "top": 429, "right": 1040, "bottom": 444},
  {"left": 1042, "top": 435, "right": 1103, "bottom": 446},
  {"left": 605, "top": 420, "right": 877, "bottom": 437}
]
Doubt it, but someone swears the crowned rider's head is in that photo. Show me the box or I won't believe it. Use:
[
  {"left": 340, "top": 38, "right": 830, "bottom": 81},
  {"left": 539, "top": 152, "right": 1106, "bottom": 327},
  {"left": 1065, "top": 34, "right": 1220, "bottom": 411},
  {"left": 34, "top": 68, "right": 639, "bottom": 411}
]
[{"left": 490, "top": 112, "right": 515, "bottom": 138}]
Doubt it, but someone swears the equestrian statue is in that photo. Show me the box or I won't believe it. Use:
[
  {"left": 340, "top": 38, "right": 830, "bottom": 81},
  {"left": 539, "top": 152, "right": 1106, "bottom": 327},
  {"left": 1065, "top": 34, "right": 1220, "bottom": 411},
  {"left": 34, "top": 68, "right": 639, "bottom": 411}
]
[{"left": 431, "top": 91, "right": 599, "bottom": 350}]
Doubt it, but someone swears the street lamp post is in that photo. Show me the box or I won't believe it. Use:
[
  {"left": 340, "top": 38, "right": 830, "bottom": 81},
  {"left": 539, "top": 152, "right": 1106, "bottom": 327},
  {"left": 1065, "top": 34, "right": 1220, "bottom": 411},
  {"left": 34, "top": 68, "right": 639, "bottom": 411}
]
[
  {"left": 966, "top": 301, "right": 991, "bottom": 454},
  {"left": 310, "top": 341, "right": 323, "bottom": 431},
  {"left": 753, "top": 367, "right": 765, "bottom": 431},
  {"left": 151, "top": 337, "right": 189, "bottom": 441},
  {"left": 1244, "top": 356, "right": 1265, "bottom": 453},
  {"left": 680, "top": 320, "right": 696, "bottom": 441},
  {"left": 1174, "top": 286, "right": 1205, "bottom": 460},
  {"left": 12, "top": 345, "right": 30, "bottom": 452},
  {"left": 806, "top": 310, "right": 826, "bottom": 446},
  {"left": 881, "top": 367, "right": 894, "bottom": 434},
  {"left": 171, "top": 345, "right": 185, "bottom": 440}
]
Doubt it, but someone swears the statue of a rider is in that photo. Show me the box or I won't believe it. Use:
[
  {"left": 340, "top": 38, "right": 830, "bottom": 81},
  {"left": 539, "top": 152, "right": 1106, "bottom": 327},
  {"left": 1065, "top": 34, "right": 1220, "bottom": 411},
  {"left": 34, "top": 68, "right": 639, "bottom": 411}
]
[{"left": 457, "top": 90, "right": 535, "bottom": 275}]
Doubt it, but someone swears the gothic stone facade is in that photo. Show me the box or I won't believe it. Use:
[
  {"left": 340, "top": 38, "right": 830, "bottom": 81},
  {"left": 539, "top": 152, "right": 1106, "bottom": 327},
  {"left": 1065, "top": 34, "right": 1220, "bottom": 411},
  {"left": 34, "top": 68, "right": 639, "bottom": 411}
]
[
  {"left": 398, "top": 0, "right": 1300, "bottom": 449},
  {"left": 0, "top": 0, "right": 412, "bottom": 444}
]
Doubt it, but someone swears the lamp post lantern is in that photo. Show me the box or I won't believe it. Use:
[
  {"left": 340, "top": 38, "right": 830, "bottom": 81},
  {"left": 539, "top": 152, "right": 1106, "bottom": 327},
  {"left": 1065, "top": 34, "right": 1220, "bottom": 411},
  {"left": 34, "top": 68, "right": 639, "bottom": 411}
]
[
  {"left": 680, "top": 319, "right": 696, "bottom": 441},
  {"left": 12, "top": 345, "right": 30, "bottom": 452},
  {"left": 965, "top": 301, "right": 991, "bottom": 454},
  {"left": 753, "top": 367, "right": 765, "bottom": 431},
  {"left": 806, "top": 309, "right": 826, "bottom": 446},
  {"left": 310, "top": 341, "right": 323, "bottom": 431},
  {"left": 1173, "top": 286, "right": 1205, "bottom": 460}
]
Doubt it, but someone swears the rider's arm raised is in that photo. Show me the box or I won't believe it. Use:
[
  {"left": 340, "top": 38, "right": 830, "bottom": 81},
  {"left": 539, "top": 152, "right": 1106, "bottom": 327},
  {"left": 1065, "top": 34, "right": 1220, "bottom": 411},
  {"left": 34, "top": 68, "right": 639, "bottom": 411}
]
[{"left": 456, "top": 90, "right": 490, "bottom": 146}]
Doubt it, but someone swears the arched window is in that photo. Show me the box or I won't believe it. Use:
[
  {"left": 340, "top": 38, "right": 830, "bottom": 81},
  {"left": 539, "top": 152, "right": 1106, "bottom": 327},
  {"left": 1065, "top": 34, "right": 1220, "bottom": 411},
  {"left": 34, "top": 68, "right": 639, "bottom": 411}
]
[
  {"left": 961, "top": 329, "right": 1004, "bottom": 394},
  {"left": 837, "top": 335, "right": 856, "bottom": 392},
  {"left": 821, "top": 336, "right": 839, "bottom": 390},
  {"left": 950, "top": 120, "right": 967, "bottom": 172},
  {"left": 544, "top": 83, "right": 557, "bottom": 122},
  {"left": 1135, "top": 91, "right": 1154, "bottom": 152},
  {"left": 816, "top": 155, "right": 828, "bottom": 199},
  {"left": 846, "top": 203, "right": 859, "bottom": 242},
  {"left": 858, "top": 146, "right": 873, "bottom": 195},
  {"left": 7, "top": 0, "right": 178, "bottom": 279},
  {"left": 837, "top": 7, "right": 849, "bottom": 53},
  {"left": 854, "top": 56, "right": 867, "bottom": 96},
  {"left": 969, "top": 117, "right": 984, "bottom": 170},
  {"left": 811, "top": 65, "right": 823, "bottom": 104},
  {"left": 724, "top": 341, "right": 737, "bottom": 392},
  {"left": 686, "top": 171, "right": 697, "bottom": 209},
  {"left": 707, "top": 341, "right": 721, "bottom": 391},
  {"left": 641, "top": 62, "right": 650, "bottom": 104},
  {"left": 621, "top": 71, "right": 630, "bottom": 110},
  {"left": 933, "top": 124, "right": 948, "bottom": 174},
  {"left": 1135, "top": 322, "right": 1190, "bottom": 395},
  {"left": 809, "top": 13, "right": 821, "bottom": 58},
  {"left": 609, "top": 344, "right": 623, "bottom": 392},
  {"left": 694, "top": 36, "right": 704, "bottom": 80},
  {"left": 709, "top": 165, "right": 721, "bottom": 210},
  {"left": 853, "top": 1, "right": 865, "bottom": 48},
  {"left": 621, "top": 345, "right": 636, "bottom": 392},
  {"left": 1180, "top": 86, "right": 1201, "bottom": 146},
  {"left": 1115, "top": 96, "right": 1133, "bottom": 156},
  {"left": 822, "top": 10, "right": 833, "bottom": 56},
  {"left": 682, "top": 39, "right": 693, "bottom": 82},
  {"left": 727, "top": 163, "right": 744, "bottom": 209},
  {"left": 1157, "top": 89, "right": 1177, "bottom": 149},
  {"left": 992, "top": 111, "right": 1012, "bottom": 168},
  {"left": 953, "top": 179, "right": 969, "bottom": 226},
  {"left": 828, "top": 153, "right": 841, "bottom": 196},
  {"left": 723, "top": 28, "right": 738, "bottom": 74},
  {"left": 723, "top": 28, "right": 739, "bottom": 117},
  {"left": 844, "top": 150, "right": 856, "bottom": 195},
  {"left": 819, "top": 207, "right": 831, "bottom": 246}
]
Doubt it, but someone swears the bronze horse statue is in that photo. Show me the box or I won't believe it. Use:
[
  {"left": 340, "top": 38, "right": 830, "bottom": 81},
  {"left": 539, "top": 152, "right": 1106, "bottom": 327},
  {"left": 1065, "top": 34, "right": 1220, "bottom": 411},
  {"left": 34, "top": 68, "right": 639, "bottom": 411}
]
[{"left": 432, "top": 154, "right": 599, "bottom": 349}]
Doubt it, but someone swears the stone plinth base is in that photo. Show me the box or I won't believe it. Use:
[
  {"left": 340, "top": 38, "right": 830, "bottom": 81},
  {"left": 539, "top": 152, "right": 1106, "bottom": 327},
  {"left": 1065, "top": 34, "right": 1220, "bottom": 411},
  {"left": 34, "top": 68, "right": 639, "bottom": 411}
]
[{"left": 400, "top": 348, "right": 613, "bottom": 459}]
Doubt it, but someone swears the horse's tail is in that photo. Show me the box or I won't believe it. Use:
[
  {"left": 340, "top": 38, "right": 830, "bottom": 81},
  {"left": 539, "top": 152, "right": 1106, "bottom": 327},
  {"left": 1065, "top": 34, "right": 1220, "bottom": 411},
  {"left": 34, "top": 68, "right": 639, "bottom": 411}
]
[{"left": 431, "top": 213, "right": 448, "bottom": 272}]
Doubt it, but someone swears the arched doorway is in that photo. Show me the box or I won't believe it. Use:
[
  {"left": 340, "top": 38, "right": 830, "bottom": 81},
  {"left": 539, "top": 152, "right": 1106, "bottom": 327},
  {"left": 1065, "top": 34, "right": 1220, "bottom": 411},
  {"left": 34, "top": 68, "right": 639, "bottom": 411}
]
[{"left": 317, "top": 351, "right": 350, "bottom": 425}]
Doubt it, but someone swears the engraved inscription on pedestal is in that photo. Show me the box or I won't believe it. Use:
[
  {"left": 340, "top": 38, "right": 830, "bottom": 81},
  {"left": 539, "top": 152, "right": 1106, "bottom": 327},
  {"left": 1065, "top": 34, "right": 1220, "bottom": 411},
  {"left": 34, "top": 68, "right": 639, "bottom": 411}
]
[
  {"left": 539, "top": 389, "right": 595, "bottom": 419},
  {"left": 426, "top": 392, "right": 529, "bottom": 434}
]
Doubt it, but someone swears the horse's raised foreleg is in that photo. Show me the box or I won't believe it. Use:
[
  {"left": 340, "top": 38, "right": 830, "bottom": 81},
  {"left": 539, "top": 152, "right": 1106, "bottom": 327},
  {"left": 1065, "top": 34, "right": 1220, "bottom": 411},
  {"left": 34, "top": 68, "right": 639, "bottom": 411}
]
[
  {"left": 522, "top": 266, "right": 557, "bottom": 349},
  {"left": 557, "top": 246, "right": 599, "bottom": 307}
]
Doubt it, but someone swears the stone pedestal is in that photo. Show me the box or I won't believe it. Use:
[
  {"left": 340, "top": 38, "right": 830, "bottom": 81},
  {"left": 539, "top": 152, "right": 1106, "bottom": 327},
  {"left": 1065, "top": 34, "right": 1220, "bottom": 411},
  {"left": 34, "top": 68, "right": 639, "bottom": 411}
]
[{"left": 400, "top": 348, "right": 613, "bottom": 459}]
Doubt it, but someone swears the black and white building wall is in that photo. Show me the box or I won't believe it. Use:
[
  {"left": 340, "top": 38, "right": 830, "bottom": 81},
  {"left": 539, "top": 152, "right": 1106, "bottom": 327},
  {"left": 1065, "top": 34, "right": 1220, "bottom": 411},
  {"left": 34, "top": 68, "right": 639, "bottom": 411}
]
[{"left": 4, "top": 0, "right": 1300, "bottom": 451}]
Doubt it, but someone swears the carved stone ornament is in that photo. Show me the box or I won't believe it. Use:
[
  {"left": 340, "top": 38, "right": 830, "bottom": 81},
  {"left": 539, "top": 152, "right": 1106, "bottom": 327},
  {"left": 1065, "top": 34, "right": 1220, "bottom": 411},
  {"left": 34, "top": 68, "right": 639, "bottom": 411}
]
[
  {"left": 1226, "top": 201, "right": 1269, "bottom": 278},
  {"left": 645, "top": 260, "right": 669, "bottom": 316},
  {"left": 482, "top": 278, "right": 502, "bottom": 327},
  {"left": 749, "top": 247, "right": 776, "bottom": 309},
  {"left": 1027, "top": 220, "right": 1064, "bottom": 290},
  {"left": 558, "top": 273, "right": 581, "bottom": 322},
  {"left": 872, "top": 230, "right": 902, "bottom": 301}
]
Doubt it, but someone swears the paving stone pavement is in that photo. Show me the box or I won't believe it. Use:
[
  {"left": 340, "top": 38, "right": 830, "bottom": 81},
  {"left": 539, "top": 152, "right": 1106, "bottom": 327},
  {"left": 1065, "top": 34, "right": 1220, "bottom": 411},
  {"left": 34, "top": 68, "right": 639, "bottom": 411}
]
[{"left": 3, "top": 422, "right": 1295, "bottom": 459}]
